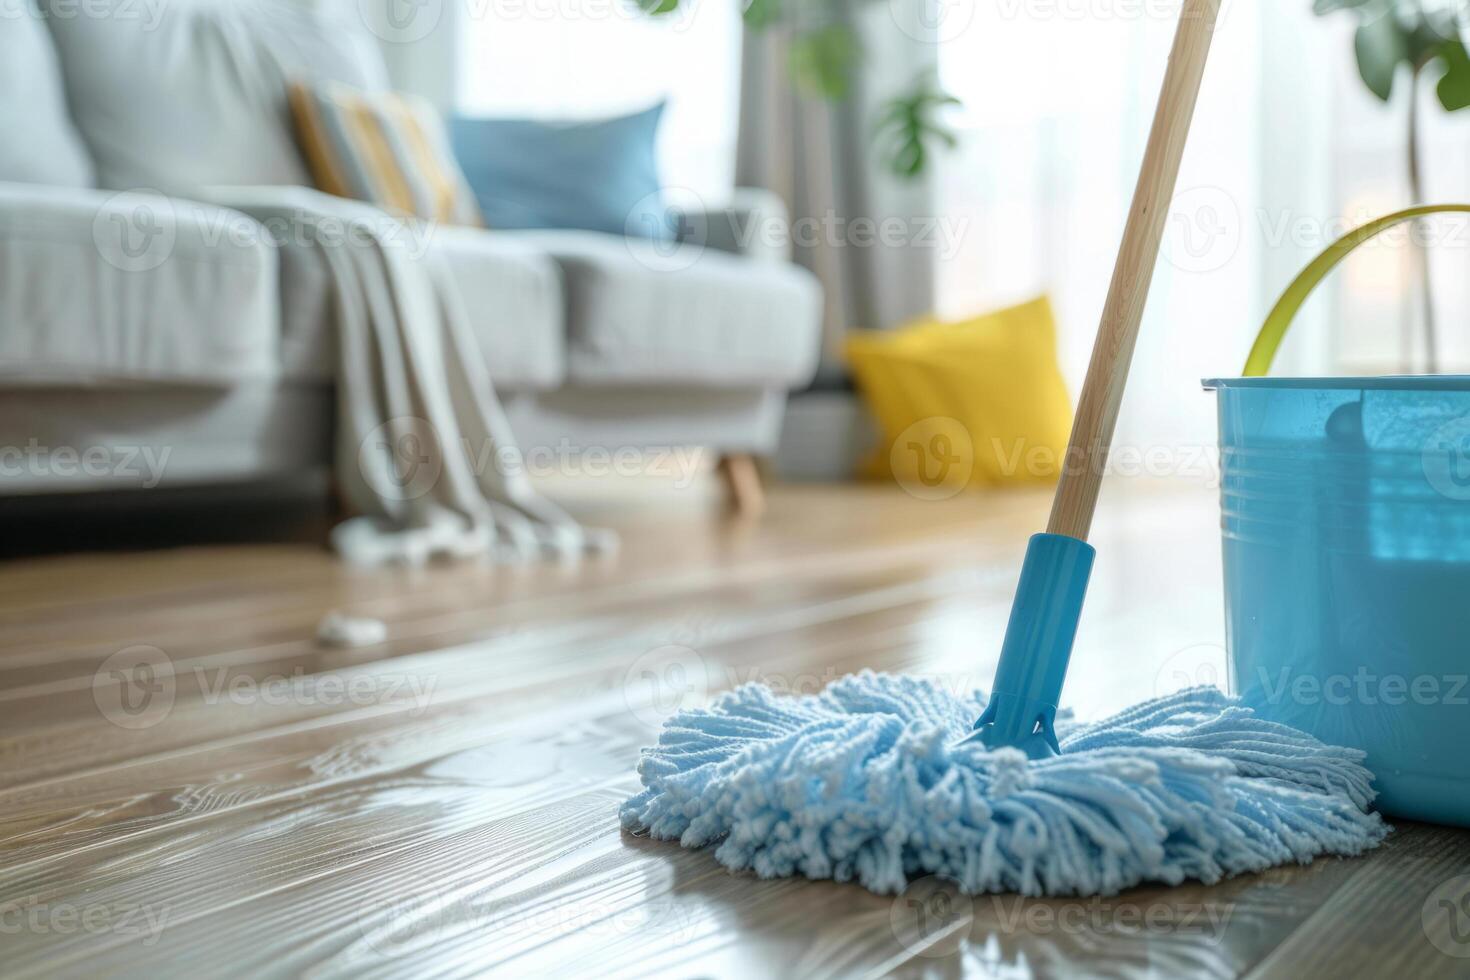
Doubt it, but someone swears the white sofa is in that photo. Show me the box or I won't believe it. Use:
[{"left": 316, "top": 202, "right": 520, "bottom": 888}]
[{"left": 0, "top": 0, "right": 822, "bottom": 496}]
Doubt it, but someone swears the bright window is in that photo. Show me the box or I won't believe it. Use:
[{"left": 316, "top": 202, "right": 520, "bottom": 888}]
[
  {"left": 934, "top": 2, "right": 1264, "bottom": 454},
  {"left": 456, "top": 0, "right": 742, "bottom": 201}
]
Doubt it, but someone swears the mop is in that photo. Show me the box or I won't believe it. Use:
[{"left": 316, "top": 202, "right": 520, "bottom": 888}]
[{"left": 620, "top": 0, "right": 1389, "bottom": 896}]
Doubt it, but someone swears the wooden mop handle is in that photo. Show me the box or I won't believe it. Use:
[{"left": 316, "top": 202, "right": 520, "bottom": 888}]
[{"left": 1046, "top": 0, "right": 1221, "bottom": 541}]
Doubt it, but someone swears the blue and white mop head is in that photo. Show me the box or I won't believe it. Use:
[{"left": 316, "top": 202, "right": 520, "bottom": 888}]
[{"left": 620, "top": 672, "right": 1388, "bottom": 896}]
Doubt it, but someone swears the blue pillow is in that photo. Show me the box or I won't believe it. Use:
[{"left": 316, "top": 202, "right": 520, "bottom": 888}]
[{"left": 449, "top": 103, "right": 671, "bottom": 239}]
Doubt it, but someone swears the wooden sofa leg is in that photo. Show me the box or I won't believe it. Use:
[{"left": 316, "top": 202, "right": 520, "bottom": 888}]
[{"left": 717, "top": 453, "right": 766, "bottom": 519}]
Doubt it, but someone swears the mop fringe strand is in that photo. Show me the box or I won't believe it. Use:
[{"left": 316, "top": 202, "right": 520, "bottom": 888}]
[{"left": 619, "top": 673, "right": 1387, "bottom": 896}]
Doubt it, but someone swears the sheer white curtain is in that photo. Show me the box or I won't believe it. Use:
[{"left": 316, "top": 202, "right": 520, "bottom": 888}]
[
  {"left": 936, "top": 1, "right": 1470, "bottom": 459},
  {"left": 934, "top": 0, "right": 1267, "bottom": 459}
]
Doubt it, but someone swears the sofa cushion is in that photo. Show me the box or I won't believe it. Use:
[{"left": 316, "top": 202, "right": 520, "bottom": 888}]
[
  {"left": 449, "top": 104, "right": 669, "bottom": 238},
  {"left": 288, "top": 80, "right": 482, "bottom": 226},
  {"left": 0, "top": 183, "right": 277, "bottom": 384},
  {"left": 433, "top": 227, "right": 566, "bottom": 390},
  {"left": 510, "top": 230, "right": 823, "bottom": 388},
  {"left": 43, "top": 0, "right": 387, "bottom": 195},
  {"left": 271, "top": 223, "right": 566, "bottom": 392},
  {"left": 0, "top": 1, "right": 94, "bottom": 186}
]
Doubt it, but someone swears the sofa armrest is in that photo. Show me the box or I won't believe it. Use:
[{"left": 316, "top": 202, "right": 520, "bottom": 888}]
[
  {"left": 0, "top": 182, "right": 278, "bottom": 385},
  {"left": 0, "top": 182, "right": 273, "bottom": 269},
  {"left": 675, "top": 187, "right": 792, "bottom": 263}
]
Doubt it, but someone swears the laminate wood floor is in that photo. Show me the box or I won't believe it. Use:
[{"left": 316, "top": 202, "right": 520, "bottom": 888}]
[{"left": 2, "top": 481, "right": 1467, "bottom": 978}]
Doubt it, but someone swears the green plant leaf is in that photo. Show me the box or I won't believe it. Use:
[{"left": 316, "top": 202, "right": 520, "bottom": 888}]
[
  {"left": 1436, "top": 39, "right": 1470, "bottom": 110},
  {"left": 637, "top": 0, "right": 681, "bottom": 13},
  {"left": 874, "top": 80, "right": 961, "bottom": 181},
  {"left": 1354, "top": 11, "right": 1408, "bottom": 100},
  {"left": 789, "top": 25, "right": 858, "bottom": 100},
  {"left": 742, "top": 0, "right": 780, "bottom": 30}
]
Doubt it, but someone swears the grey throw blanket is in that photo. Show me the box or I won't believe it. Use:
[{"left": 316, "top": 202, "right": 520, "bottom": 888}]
[{"left": 207, "top": 187, "right": 612, "bottom": 564}]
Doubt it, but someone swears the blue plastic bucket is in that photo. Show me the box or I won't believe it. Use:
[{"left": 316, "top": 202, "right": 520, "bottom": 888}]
[{"left": 1206, "top": 376, "right": 1470, "bottom": 825}]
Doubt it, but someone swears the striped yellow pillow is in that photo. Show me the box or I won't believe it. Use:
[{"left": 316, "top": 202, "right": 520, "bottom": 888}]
[{"left": 288, "top": 80, "right": 482, "bottom": 226}]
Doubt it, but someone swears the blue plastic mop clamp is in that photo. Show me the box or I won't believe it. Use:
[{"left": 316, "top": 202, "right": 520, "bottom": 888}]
[{"left": 958, "top": 533, "right": 1095, "bottom": 759}]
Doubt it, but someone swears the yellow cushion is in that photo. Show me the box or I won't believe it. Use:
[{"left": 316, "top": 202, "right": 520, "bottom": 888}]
[{"left": 846, "top": 296, "right": 1073, "bottom": 491}]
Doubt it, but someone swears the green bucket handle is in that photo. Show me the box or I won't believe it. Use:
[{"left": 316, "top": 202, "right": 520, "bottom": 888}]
[{"left": 1243, "top": 204, "right": 1470, "bottom": 376}]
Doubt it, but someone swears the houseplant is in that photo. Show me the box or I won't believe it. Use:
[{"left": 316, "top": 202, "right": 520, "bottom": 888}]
[
  {"left": 1315, "top": 0, "right": 1470, "bottom": 371},
  {"left": 642, "top": 0, "right": 958, "bottom": 179}
]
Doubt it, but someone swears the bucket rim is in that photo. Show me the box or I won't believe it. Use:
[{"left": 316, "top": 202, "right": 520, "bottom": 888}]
[{"left": 1203, "top": 375, "right": 1470, "bottom": 392}]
